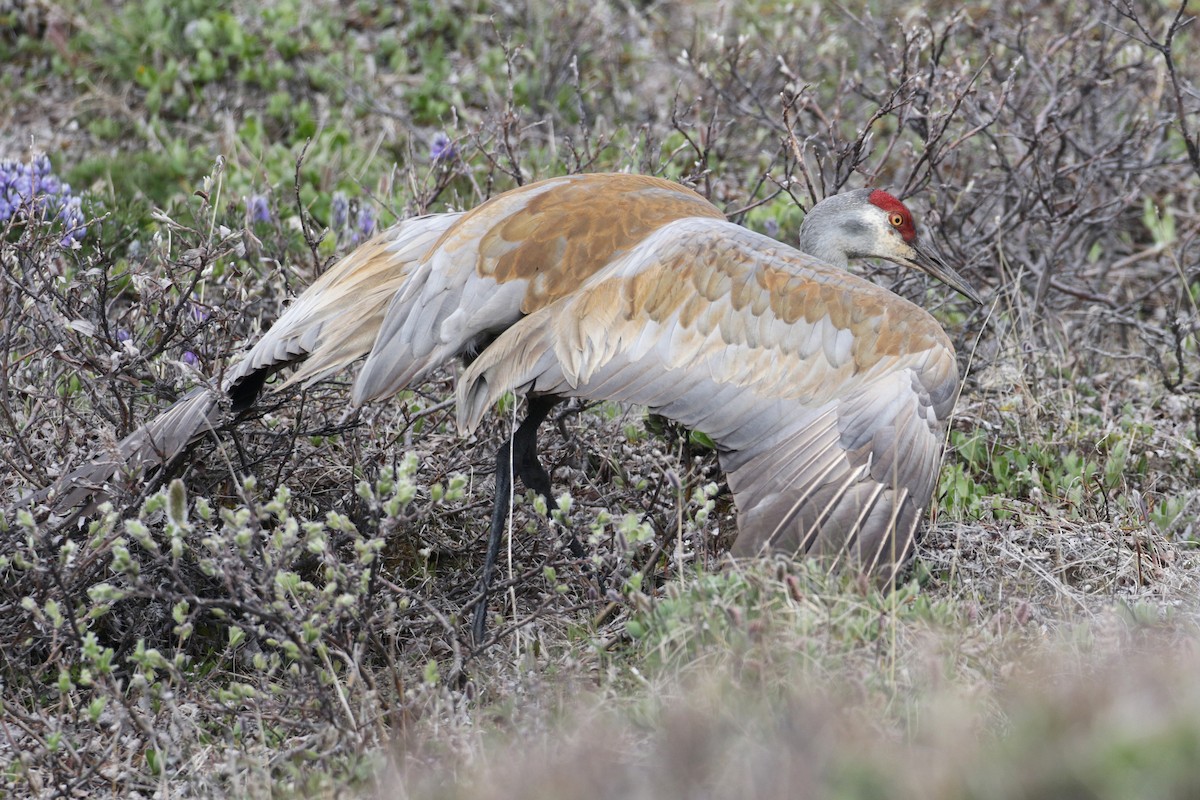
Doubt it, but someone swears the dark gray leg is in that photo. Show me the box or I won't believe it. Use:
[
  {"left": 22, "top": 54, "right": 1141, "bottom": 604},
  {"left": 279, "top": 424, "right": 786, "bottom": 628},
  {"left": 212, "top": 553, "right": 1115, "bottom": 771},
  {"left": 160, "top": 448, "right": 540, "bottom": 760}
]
[{"left": 473, "top": 396, "right": 560, "bottom": 644}]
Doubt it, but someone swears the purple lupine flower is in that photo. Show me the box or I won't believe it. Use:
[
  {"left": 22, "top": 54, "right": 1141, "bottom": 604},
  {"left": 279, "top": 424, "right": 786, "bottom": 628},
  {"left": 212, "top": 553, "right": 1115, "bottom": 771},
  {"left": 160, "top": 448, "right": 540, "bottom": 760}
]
[
  {"left": 329, "top": 192, "right": 378, "bottom": 245},
  {"left": 182, "top": 351, "right": 200, "bottom": 366},
  {"left": 355, "top": 205, "right": 375, "bottom": 243},
  {"left": 248, "top": 194, "right": 271, "bottom": 224},
  {"left": 330, "top": 192, "right": 349, "bottom": 232},
  {"left": 431, "top": 132, "right": 458, "bottom": 164},
  {"left": 0, "top": 153, "right": 87, "bottom": 247},
  {"left": 57, "top": 195, "right": 87, "bottom": 246},
  {"left": 10, "top": 172, "right": 33, "bottom": 203}
]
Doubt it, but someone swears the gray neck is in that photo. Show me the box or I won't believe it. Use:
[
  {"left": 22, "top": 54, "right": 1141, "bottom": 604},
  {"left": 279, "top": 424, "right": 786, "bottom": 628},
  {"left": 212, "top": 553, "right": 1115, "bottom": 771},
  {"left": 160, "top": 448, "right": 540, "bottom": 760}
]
[{"left": 796, "top": 188, "right": 874, "bottom": 269}]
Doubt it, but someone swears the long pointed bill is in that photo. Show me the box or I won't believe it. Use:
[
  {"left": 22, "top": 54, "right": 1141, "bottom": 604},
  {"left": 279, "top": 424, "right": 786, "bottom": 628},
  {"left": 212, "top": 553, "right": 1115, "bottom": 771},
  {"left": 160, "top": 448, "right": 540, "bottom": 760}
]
[{"left": 908, "top": 240, "right": 983, "bottom": 305}]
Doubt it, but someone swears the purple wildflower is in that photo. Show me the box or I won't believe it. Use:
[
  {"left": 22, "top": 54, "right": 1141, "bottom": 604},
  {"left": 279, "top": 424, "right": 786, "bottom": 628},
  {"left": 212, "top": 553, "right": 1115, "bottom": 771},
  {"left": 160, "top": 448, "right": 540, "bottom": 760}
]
[
  {"left": 330, "top": 192, "right": 349, "bottom": 232},
  {"left": 355, "top": 206, "right": 375, "bottom": 243},
  {"left": 430, "top": 132, "right": 458, "bottom": 164},
  {"left": 248, "top": 194, "right": 271, "bottom": 224},
  {"left": 182, "top": 351, "right": 200, "bottom": 367},
  {"left": 190, "top": 303, "right": 209, "bottom": 323},
  {"left": 329, "top": 192, "right": 377, "bottom": 245},
  {"left": 58, "top": 196, "right": 87, "bottom": 246},
  {"left": 117, "top": 328, "right": 132, "bottom": 343},
  {"left": 0, "top": 153, "right": 86, "bottom": 246}
]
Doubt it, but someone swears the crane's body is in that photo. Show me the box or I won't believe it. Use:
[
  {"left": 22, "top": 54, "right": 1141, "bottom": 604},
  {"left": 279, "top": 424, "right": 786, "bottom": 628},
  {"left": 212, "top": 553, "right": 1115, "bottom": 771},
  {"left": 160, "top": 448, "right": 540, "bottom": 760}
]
[
  {"left": 40, "top": 172, "right": 979, "bottom": 639},
  {"left": 458, "top": 217, "right": 959, "bottom": 576}
]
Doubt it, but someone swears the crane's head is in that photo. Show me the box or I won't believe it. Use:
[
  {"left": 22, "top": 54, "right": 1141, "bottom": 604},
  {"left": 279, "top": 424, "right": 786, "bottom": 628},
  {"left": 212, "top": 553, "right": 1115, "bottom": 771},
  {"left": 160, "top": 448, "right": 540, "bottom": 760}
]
[{"left": 797, "top": 188, "right": 983, "bottom": 304}]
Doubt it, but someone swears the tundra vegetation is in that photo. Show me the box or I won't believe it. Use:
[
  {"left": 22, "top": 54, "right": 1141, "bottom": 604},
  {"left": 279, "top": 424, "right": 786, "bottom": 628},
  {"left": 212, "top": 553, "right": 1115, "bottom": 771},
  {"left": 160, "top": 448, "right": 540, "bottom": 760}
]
[{"left": 1, "top": 0, "right": 1199, "bottom": 797}]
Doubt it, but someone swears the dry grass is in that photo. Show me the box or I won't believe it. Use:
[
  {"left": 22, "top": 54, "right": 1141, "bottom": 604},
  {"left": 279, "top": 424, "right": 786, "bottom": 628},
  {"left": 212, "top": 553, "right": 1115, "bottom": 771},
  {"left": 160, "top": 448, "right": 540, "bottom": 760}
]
[
  {"left": 382, "top": 559, "right": 1200, "bottom": 800},
  {"left": 384, "top": 645, "right": 1200, "bottom": 800}
]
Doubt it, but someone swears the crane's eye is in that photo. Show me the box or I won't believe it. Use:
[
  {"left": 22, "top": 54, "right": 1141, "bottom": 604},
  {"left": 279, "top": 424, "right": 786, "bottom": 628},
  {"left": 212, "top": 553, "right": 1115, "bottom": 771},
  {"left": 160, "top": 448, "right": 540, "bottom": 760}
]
[{"left": 889, "top": 213, "right": 905, "bottom": 228}]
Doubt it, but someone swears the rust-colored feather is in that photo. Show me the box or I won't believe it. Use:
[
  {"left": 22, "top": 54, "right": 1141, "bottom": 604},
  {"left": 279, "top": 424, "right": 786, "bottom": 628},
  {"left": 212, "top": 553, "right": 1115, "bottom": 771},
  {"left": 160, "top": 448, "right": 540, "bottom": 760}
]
[
  {"left": 238, "top": 213, "right": 461, "bottom": 393},
  {"left": 37, "top": 213, "right": 459, "bottom": 509}
]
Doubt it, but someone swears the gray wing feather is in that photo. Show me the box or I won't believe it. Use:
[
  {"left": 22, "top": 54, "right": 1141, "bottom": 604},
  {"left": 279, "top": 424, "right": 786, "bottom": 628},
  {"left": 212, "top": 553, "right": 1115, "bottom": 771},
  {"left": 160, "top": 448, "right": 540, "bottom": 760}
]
[
  {"left": 244, "top": 212, "right": 461, "bottom": 391},
  {"left": 351, "top": 254, "right": 528, "bottom": 405},
  {"left": 37, "top": 387, "right": 220, "bottom": 509}
]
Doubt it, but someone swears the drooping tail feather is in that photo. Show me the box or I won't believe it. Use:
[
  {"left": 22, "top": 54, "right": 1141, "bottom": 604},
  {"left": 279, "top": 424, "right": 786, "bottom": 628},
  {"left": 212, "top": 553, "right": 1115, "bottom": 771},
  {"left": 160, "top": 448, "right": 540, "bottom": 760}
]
[{"left": 38, "top": 387, "right": 222, "bottom": 510}]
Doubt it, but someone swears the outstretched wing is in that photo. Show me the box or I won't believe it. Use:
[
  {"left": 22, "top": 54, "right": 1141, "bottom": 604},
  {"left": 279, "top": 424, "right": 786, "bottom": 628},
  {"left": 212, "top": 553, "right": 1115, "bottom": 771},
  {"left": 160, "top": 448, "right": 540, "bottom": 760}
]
[
  {"left": 457, "top": 218, "right": 959, "bottom": 578},
  {"left": 351, "top": 173, "right": 725, "bottom": 404}
]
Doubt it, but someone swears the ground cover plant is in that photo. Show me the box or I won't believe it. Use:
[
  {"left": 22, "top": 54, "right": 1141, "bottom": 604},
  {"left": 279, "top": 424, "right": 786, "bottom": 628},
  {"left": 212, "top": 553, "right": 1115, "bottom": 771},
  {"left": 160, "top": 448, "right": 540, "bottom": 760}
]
[{"left": 1, "top": 0, "right": 1199, "bottom": 796}]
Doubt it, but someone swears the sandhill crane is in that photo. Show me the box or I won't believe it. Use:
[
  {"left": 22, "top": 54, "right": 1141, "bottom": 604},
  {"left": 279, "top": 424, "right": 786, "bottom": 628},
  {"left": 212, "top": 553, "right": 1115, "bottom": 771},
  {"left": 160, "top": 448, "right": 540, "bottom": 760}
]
[{"left": 40, "top": 173, "right": 980, "bottom": 642}]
